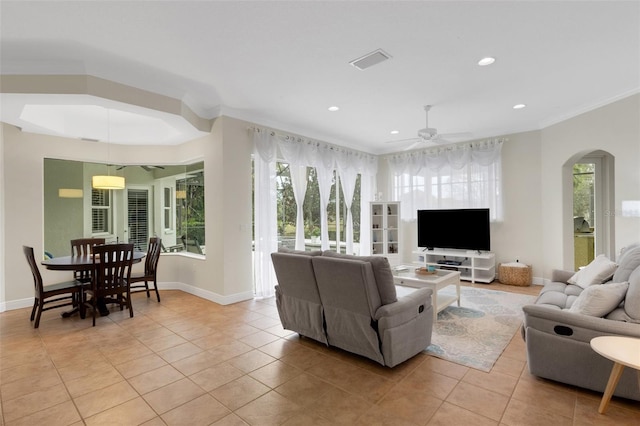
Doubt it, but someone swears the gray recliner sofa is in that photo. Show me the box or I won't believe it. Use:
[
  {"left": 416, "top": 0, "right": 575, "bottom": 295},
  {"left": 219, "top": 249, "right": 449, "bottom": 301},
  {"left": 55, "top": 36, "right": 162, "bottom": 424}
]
[
  {"left": 271, "top": 249, "right": 433, "bottom": 367},
  {"left": 522, "top": 244, "right": 640, "bottom": 401}
]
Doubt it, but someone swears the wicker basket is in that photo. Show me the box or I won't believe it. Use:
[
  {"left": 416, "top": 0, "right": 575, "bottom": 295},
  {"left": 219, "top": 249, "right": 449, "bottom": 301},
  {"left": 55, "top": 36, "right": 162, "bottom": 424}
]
[{"left": 499, "top": 263, "right": 532, "bottom": 286}]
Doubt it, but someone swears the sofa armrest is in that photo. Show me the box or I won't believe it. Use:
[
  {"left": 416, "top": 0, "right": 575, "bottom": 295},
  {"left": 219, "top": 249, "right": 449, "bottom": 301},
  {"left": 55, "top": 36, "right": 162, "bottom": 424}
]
[
  {"left": 522, "top": 304, "right": 640, "bottom": 344},
  {"left": 375, "top": 287, "right": 432, "bottom": 327},
  {"left": 551, "top": 269, "right": 575, "bottom": 284}
]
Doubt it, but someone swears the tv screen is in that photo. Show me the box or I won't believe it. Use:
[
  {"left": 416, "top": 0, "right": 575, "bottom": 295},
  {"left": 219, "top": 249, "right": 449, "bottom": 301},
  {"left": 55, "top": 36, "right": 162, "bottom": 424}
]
[{"left": 417, "top": 208, "right": 490, "bottom": 251}]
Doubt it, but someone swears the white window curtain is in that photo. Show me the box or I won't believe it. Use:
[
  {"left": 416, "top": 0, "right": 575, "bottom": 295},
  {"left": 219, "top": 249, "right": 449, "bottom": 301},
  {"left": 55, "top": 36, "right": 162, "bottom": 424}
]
[
  {"left": 388, "top": 139, "right": 504, "bottom": 221},
  {"left": 253, "top": 130, "right": 278, "bottom": 298},
  {"left": 312, "top": 145, "right": 335, "bottom": 251},
  {"left": 252, "top": 127, "right": 377, "bottom": 259},
  {"left": 278, "top": 136, "right": 309, "bottom": 250},
  {"left": 336, "top": 152, "right": 359, "bottom": 255}
]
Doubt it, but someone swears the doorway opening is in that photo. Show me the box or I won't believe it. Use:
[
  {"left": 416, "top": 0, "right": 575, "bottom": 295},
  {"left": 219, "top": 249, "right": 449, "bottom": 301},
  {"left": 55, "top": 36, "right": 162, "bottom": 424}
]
[{"left": 568, "top": 151, "right": 615, "bottom": 270}]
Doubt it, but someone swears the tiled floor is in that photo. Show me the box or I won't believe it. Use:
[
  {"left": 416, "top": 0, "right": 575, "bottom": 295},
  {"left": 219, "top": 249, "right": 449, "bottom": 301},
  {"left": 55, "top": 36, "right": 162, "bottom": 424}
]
[{"left": 1, "top": 283, "right": 639, "bottom": 425}]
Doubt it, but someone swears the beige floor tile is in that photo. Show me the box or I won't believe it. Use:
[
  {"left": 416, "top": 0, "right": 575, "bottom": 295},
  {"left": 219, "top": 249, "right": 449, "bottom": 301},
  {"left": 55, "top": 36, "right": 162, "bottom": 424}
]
[
  {"left": 279, "top": 346, "right": 328, "bottom": 370},
  {"left": 84, "top": 397, "right": 157, "bottom": 426},
  {"left": 207, "top": 341, "right": 254, "bottom": 362},
  {"left": 144, "top": 333, "right": 189, "bottom": 352},
  {"left": 446, "top": 381, "right": 510, "bottom": 421},
  {"left": 238, "top": 330, "right": 281, "bottom": 348},
  {"left": 462, "top": 369, "right": 518, "bottom": 397},
  {"left": 308, "top": 386, "right": 372, "bottom": 425},
  {"left": 73, "top": 380, "right": 139, "bottom": 419},
  {"left": 161, "top": 394, "right": 231, "bottom": 425},
  {"left": 274, "top": 373, "right": 335, "bottom": 408},
  {"left": 189, "top": 362, "right": 245, "bottom": 392},
  {"left": 142, "top": 378, "right": 206, "bottom": 414},
  {"left": 257, "top": 338, "right": 302, "bottom": 359},
  {"left": 227, "top": 349, "right": 276, "bottom": 374},
  {"left": 2, "top": 383, "right": 70, "bottom": 422},
  {"left": 155, "top": 341, "right": 203, "bottom": 363},
  {"left": 426, "top": 401, "right": 498, "bottom": 426},
  {"left": 64, "top": 367, "right": 125, "bottom": 398},
  {"left": 114, "top": 353, "right": 168, "bottom": 379},
  {"left": 375, "top": 385, "right": 443, "bottom": 424},
  {"left": 420, "top": 356, "right": 469, "bottom": 380},
  {"left": 0, "top": 369, "right": 62, "bottom": 401},
  {"left": 491, "top": 354, "right": 526, "bottom": 377},
  {"left": 248, "top": 360, "right": 303, "bottom": 388},
  {"left": 573, "top": 394, "right": 640, "bottom": 426},
  {"left": 171, "top": 350, "right": 223, "bottom": 376},
  {"left": 397, "top": 365, "right": 459, "bottom": 400},
  {"left": 501, "top": 397, "right": 573, "bottom": 426},
  {"left": 3, "top": 400, "right": 81, "bottom": 426},
  {"left": 511, "top": 376, "right": 577, "bottom": 418},
  {"left": 235, "top": 391, "right": 302, "bottom": 426},
  {"left": 210, "top": 375, "right": 271, "bottom": 411},
  {"left": 128, "top": 364, "right": 185, "bottom": 395}
]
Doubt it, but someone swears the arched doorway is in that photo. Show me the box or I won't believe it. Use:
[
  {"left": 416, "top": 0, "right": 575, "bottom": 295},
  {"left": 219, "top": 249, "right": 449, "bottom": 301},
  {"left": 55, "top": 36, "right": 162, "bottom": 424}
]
[{"left": 563, "top": 150, "right": 615, "bottom": 270}]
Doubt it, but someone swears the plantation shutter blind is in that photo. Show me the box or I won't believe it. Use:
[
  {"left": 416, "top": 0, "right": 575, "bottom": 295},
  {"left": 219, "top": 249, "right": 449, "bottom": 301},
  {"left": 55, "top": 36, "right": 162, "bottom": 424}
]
[{"left": 127, "top": 189, "right": 149, "bottom": 251}]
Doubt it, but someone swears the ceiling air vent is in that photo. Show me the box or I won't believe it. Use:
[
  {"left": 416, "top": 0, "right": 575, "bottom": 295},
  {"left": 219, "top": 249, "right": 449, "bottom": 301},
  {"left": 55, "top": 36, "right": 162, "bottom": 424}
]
[{"left": 349, "top": 49, "right": 392, "bottom": 70}]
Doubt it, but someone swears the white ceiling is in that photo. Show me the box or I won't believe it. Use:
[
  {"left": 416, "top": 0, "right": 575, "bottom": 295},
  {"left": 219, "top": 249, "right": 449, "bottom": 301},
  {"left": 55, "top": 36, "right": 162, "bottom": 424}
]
[{"left": 1, "top": 1, "right": 639, "bottom": 154}]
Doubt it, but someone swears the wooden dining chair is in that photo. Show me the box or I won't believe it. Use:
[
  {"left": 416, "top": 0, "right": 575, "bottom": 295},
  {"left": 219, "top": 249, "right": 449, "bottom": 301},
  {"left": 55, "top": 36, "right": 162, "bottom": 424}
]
[
  {"left": 129, "top": 237, "right": 162, "bottom": 302},
  {"left": 23, "top": 245, "right": 81, "bottom": 328},
  {"left": 70, "top": 238, "right": 106, "bottom": 283},
  {"left": 82, "top": 243, "right": 134, "bottom": 326}
]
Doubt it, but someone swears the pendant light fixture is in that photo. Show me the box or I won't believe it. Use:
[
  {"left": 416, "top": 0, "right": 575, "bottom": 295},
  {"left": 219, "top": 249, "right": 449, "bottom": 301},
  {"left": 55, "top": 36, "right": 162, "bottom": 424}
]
[{"left": 92, "top": 108, "right": 125, "bottom": 190}]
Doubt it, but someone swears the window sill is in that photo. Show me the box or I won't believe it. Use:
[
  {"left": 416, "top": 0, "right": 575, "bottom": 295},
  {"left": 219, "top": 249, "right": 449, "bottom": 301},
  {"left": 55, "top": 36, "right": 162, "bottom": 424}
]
[{"left": 161, "top": 252, "right": 206, "bottom": 260}]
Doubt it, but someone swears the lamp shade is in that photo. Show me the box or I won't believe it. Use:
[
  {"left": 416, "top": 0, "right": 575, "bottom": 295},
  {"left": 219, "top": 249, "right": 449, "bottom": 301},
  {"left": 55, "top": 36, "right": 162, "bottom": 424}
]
[
  {"left": 58, "top": 188, "right": 84, "bottom": 198},
  {"left": 92, "top": 175, "right": 125, "bottom": 190}
]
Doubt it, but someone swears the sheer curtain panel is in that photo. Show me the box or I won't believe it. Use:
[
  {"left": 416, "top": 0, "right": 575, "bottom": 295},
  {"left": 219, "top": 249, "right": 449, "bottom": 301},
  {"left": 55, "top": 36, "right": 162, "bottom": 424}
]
[
  {"left": 253, "top": 130, "right": 278, "bottom": 298},
  {"left": 388, "top": 139, "right": 504, "bottom": 222}
]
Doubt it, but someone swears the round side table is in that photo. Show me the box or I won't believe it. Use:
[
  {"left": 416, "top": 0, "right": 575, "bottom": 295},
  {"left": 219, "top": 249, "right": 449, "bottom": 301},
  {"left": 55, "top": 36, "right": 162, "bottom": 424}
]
[{"left": 590, "top": 336, "right": 640, "bottom": 414}]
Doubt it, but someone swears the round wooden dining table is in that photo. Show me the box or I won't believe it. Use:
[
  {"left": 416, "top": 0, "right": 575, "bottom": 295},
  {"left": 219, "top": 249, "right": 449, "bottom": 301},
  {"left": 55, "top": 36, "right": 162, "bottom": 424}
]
[
  {"left": 41, "top": 252, "right": 146, "bottom": 317},
  {"left": 41, "top": 251, "right": 146, "bottom": 271}
]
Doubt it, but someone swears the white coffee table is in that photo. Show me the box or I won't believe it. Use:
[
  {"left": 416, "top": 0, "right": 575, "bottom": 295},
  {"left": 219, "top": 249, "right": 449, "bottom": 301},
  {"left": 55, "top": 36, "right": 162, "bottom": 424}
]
[
  {"left": 392, "top": 266, "right": 461, "bottom": 321},
  {"left": 590, "top": 336, "right": 640, "bottom": 414}
]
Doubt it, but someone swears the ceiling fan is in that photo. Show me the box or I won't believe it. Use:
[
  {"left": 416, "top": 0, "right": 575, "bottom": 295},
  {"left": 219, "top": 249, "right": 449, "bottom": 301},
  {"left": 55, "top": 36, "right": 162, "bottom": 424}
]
[
  {"left": 386, "top": 105, "right": 472, "bottom": 150},
  {"left": 116, "top": 165, "right": 165, "bottom": 172}
]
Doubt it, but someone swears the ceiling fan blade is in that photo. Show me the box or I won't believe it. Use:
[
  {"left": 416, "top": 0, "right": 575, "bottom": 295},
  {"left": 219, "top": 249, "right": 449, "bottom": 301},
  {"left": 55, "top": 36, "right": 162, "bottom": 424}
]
[
  {"left": 437, "top": 132, "right": 473, "bottom": 140},
  {"left": 385, "top": 137, "right": 420, "bottom": 144},
  {"left": 403, "top": 141, "right": 423, "bottom": 151}
]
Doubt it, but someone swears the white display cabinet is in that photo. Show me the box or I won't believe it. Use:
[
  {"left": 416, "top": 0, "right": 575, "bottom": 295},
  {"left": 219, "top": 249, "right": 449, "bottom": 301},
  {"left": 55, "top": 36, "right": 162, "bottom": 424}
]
[
  {"left": 371, "top": 202, "right": 401, "bottom": 264},
  {"left": 412, "top": 249, "right": 495, "bottom": 283}
]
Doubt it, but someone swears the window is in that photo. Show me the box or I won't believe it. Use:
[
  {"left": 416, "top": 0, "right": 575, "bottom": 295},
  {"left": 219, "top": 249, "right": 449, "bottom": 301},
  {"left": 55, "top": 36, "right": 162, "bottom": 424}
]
[
  {"left": 274, "top": 161, "right": 360, "bottom": 252},
  {"left": 176, "top": 170, "right": 205, "bottom": 253},
  {"left": 163, "top": 187, "right": 173, "bottom": 230},
  {"left": 91, "top": 188, "right": 112, "bottom": 235}
]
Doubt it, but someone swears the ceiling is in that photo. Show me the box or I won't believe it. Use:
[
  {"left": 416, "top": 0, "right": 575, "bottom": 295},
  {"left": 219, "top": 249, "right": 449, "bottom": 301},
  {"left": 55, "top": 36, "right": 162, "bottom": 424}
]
[{"left": 1, "top": 1, "right": 639, "bottom": 154}]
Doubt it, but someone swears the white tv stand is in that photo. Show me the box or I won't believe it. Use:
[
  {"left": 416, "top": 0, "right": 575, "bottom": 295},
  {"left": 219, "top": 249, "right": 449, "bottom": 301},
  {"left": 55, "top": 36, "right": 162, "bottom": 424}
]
[{"left": 413, "top": 248, "right": 496, "bottom": 284}]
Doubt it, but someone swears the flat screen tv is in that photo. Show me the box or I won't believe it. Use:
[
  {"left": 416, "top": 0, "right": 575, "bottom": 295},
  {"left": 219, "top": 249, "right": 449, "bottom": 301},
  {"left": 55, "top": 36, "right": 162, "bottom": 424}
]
[{"left": 417, "top": 208, "right": 490, "bottom": 252}]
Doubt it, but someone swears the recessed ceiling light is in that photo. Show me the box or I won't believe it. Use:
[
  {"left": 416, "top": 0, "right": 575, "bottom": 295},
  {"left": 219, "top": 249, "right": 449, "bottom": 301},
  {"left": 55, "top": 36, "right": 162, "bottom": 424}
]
[
  {"left": 390, "top": 130, "right": 399, "bottom": 135},
  {"left": 328, "top": 106, "right": 340, "bottom": 112},
  {"left": 513, "top": 104, "right": 526, "bottom": 109},
  {"left": 478, "top": 57, "right": 496, "bottom": 66}
]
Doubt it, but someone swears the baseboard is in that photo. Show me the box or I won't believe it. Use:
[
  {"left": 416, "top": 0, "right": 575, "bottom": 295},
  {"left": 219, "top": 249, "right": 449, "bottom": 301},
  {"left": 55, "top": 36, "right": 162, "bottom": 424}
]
[
  {"left": 0, "top": 282, "right": 254, "bottom": 312},
  {"left": 157, "top": 282, "right": 254, "bottom": 305}
]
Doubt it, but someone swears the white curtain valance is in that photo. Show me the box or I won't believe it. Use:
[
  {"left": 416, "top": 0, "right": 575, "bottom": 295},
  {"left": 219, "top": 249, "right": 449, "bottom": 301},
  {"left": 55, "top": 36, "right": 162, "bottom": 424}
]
[
  {"left": 387, "top": 138, "right": 505, "bottom": 173},
  {"left": 252, "top": 127, "right": 377, "bottom": 175}
]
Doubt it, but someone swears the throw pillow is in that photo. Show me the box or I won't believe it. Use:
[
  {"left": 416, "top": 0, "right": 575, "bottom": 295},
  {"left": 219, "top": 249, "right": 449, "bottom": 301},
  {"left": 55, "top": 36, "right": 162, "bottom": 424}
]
[
  {"left": 624, "top": 266, "right": 640, "bottom": 321},
  {"left": 567, "top": 254, "right": 618, "bottom": 289},
  {"left": 321, "top": 251, "right": 397, "bottom": 305},
  {"left": 568, "top": 281, "right": 629, "bottom": 317},
  {"left": 612, "top": 245, "right": 640, "bottom": 283}
]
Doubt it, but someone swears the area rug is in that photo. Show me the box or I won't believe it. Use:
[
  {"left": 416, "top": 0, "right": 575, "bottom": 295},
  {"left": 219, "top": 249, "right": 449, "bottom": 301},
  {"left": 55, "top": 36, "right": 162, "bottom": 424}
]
[{"left": 424, "top": 286, "right": 537, "bottom": 372}]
